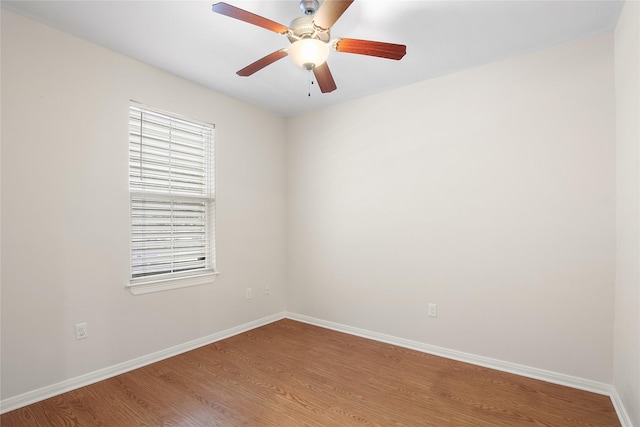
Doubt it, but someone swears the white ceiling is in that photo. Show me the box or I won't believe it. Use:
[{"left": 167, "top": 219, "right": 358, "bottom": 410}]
[{"left": 2, "top": 0, "right": 624, "bottom": 117}]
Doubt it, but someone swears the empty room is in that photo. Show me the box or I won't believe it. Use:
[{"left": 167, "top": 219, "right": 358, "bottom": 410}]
[{"left": 1, "top": 0, "right": 638, "bottom": 426}]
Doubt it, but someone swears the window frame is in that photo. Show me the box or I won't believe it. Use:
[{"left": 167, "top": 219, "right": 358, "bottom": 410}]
[{"left": 127, "top": 101, "right": 218, "bottom": 295}]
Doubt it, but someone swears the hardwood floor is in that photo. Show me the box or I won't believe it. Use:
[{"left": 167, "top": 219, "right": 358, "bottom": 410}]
[{"left": 1, "top": 319, "right": 620, "bottom": 426}]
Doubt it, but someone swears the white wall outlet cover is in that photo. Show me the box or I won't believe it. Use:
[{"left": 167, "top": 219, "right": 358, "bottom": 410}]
[
  {"left": 75, "top": 322, "right": 88, "bottom": 340},
  {"left": 428, "top": 304, "right": 438, "bottom": 317}
]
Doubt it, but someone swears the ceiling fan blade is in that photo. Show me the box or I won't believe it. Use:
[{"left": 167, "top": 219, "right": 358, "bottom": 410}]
[
  {"left": 313, "top": 0, "right": 354, "bottom": 30},
  {"left": 237, "top": 50, "right": 288, "bottom": 77},
  {"left": 335, "top": 38, "right": 407, "bottom": 60},
  {"left": 313, "top": 62, "right": 337, "bottom": 93},
  {"left": 212, "top": 2, "right": 289, "bottom": 35}
]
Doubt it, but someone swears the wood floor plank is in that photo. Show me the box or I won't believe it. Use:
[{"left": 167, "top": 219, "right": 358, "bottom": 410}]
[{"left": 1, "top": 319, "right": 621, "bottom": 426}]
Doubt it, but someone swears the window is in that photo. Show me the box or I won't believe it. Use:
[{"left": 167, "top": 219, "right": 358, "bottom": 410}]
[{"left": 128, "top": 102, "right": 216, "bottom": 295}]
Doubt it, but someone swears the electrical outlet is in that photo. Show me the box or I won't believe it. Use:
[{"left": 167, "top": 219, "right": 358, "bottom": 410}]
[
  {"left": 75, "top": 322, "right": 88, "bottom": 340},
  {"left": 246, "top": 288, "right": 252, "bottom": 299},
  {"left": 428, "top": 303, "right": 438, "bottom": 318},
  {"left": 264, "top": 285, "right": 270, "bottom": 295}
]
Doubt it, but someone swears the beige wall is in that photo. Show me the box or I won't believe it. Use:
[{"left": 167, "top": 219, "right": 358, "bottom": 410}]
[
  {"left": 286, "top": 32, "right": 616, "bottom": 383},
  {"left": 1, "top": 10, "right": 287, "bottom": 399},
  {"left": 614, "top": 1, "right": 640, "bottom": 424}
]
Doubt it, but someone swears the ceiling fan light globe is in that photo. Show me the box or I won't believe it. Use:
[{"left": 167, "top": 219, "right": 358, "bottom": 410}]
[{"left": 289, "top": 38, "right": 329, "bottom": 70}]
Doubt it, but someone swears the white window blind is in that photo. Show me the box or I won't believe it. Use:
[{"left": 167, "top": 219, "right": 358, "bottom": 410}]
[{"left": 129, "top": 103, "right": 215, "bottom": 289}]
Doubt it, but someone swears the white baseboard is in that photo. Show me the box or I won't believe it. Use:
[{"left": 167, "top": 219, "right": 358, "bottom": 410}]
[
  {"left": 2, "top": 310, "right": 634, "bottom": 427},
  {"left": 610, "top": 388, "right": 636, "bottom": 427},
  {"left": 285, "top": 312, "right": 634, "bottom": 427},
  {"left": 0, "top": 311, "right": 286, "bottom": 414}
]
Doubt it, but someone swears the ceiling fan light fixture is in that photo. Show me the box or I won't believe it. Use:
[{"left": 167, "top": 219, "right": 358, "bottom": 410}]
[{"left": 288, "top": 38, "right": 329, "bottom": 70}]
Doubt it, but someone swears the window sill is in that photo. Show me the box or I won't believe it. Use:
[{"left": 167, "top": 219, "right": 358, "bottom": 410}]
[{"left": 127, "top": 271, "right": 220, "bottom": 295}]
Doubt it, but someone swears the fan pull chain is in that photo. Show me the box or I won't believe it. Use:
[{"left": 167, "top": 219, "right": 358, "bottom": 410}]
[{"left": 308, "top": 70, "right": 312, "bottom": 97}]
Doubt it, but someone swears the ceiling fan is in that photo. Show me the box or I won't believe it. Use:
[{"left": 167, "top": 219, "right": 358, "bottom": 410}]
[{"left": 211, "top": 0, "right": 407, "bottom": 93}]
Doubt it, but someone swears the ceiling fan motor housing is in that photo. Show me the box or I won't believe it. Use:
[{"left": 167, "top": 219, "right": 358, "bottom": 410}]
[{"left": 288, "top": 15, "right": 330, "bottom": 43}]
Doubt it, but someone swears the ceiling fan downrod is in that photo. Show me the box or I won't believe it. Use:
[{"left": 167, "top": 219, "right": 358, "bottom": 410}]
[{"left": 299, "top": 0, "right": 319, "bottom": 15}]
